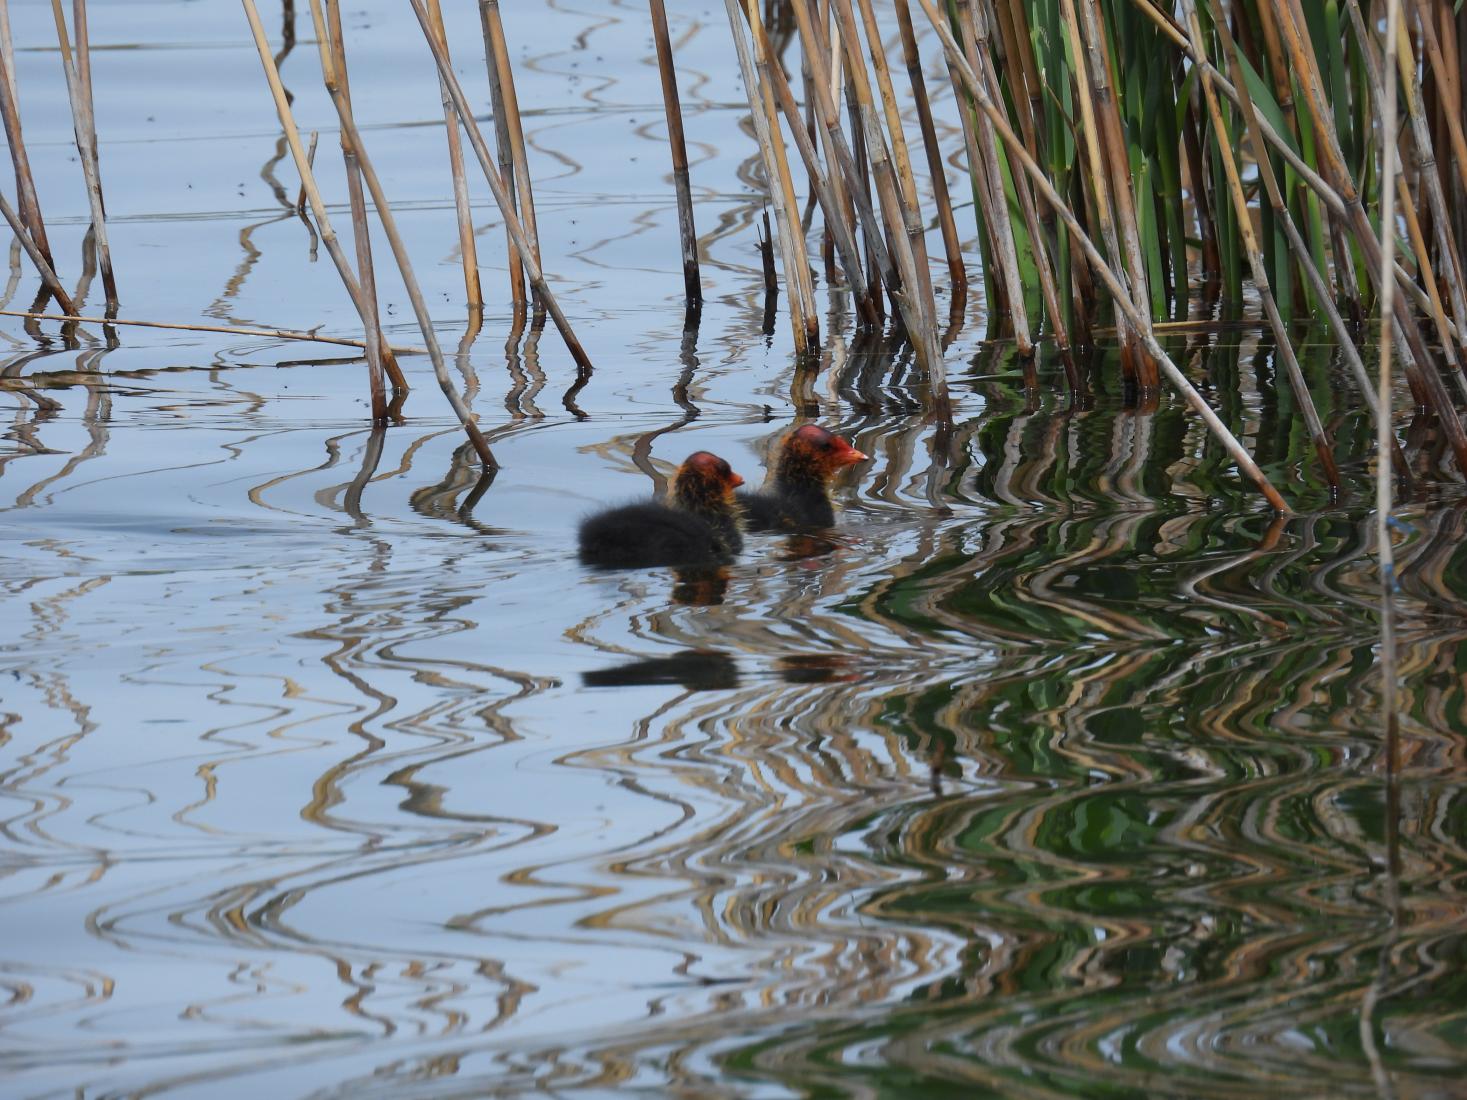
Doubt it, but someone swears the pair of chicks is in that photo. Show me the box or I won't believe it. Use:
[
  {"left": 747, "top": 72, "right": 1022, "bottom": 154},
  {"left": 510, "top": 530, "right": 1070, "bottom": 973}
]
[{"left": 578, "top": 425, "right": 867, "bottom": 568}]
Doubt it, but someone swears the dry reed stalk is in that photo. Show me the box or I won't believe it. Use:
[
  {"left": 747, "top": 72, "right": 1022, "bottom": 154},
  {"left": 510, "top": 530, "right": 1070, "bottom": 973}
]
[
  {"left": 302, "top": 0, "right": 496, "bottom": 467},
  {"left": 748, "top": 0, "right": 819, "bottom": 347},
  {"left": 1409, "top": 0, "right": 1467, "bottom": 206},
  {"left": 1272, "top": 0, "right": 1447, "bottom": 408},
  {"left": 482, "top": 0, "right": 542, "bottom": 316},
  {"left": 1181, "top": 0, "right": 1339, "bottom": 490},
  {"left": 1121, "top": 0, "right": 1345, "bottom": 233},
  {"left": 850, "top": 0, "right": 941, "bottom": 347},
  {"left": 70, "top": 0, "right": 89, "bottom": 102},
  {"left": 1342, "top": 0, "right": 1461, "bottom": 387},
  {"left": 425, "top": 0, "right": 482, "bottom": 311},
  {"left": 742, "top": 2, "right": 875, "bottom": 324},
  {"left": 751, "top": 0, "right": 821, "bottom": 344},
  {"left": 318, "top": 0, "right": 398, "bottom": 412},
  {"left": 0, "top": 307, "right": 430, "bottom": 352},
  {"left": 478, "top": 4, "right": 523, "bottom": 316},
  {"left": 822, "top": 0, "right": 943, "bottom": 392},
  {"left": 49, "top": 0, "right": 115, "bottom": 311},
  {"left": 992, "top": 0, "right": 1042, "bottom": 152},
  {"left": 1391, "top": 10, "right": 1467, "bottom": 372},
  {"left": 970, "top": 3, "right": 1073, "bottom": 373},
  {"left": 1058, "top": 0, "right": 1125, "bottom": 326},
  {"left": 939, "top": 10, "right": 1004, "bottom": 319},
  {"left": 408, "top": 0, "right": 592, "bottom": 371},
  {"left": 244, "top": 0, "right": 391, "bottom": 417},
  {"left": 1365, "top": 2, "right": 1403, "bottom": 1086},
  {"left": 850, "top": 0, "right": 929, "bottom": 284},
  {"left": 955, "top": 0, "right": 1031, "bottom": 356},
  {"left": 795, "top": 0, "right": 896, "bottom": 296},
  {"left": 295, "top": 129, "right": 317, "bottom": 214},
  {"left": 1393, "top": 170, "right": 1466, "bottom": 398},
  {"left": 0, "top": 0, "right": 15, "bottom": 106},
  {"left": 893, "top": 0, "right": 964, "bottom": 296},
  {"left": 916, "top": 0, "right": 1287, "bottom": 511},
  {"left": 1204, "top": 0, "right": 1386, "bottom": 431},
  {"left": 0, "top": 2, "right": 54, "bottom": 280},
  {"left": 1076, "top": 0, "right": 1155, "bottom": 387},
  {"left": 0, "top": 192, "right": 73, "bottom": 312},
  {"left": 725, "top": 0, "right": 812, "bottom": 355},
  {"left": 649, "top": 0, "right": 701, "bottom": 306}
]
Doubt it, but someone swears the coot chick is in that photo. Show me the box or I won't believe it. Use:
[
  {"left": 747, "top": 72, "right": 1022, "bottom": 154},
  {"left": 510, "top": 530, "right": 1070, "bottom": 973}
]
[
  {"left": 578, "top": 452, "right": 745, "bottom": 568},
  {"left": 738, "top": 425, "right": 867, "bottom": 531}
]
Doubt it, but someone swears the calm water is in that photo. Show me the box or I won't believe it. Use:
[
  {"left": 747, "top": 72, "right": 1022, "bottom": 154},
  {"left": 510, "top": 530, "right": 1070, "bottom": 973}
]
[{"left": 1, "top": 2, "right": 1464, "bottom": 1097}]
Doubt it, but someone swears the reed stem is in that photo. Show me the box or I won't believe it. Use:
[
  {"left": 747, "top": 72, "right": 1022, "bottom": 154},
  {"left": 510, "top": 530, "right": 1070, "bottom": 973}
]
[
  {"left": 917, "top": 0, "right": 1287, "bottom": 511},
  {"left": 0, "top": 0, "right": 56, "bottom": 287},
  {"left": 408, "top": 0, "right": 592, "bottom": 371},
  {"left": 305, "top": 0, "right": 496, "bottom": 467},
  {"left": 51, "top": 0, "right": 113, "bottom": 311},
  {"left": 0, "top": 190, "right": 73, "bottom": 312},
  {"left": 481, "top": 0, "right": 542, "bottom": 317},
  {"left": 425, "top": 0, "right": 482, "bottom": 311},
  {"left": 315, "top": 0, "right": 395, "bottom": 415},
  {"left": 0, "top": 307, "right": 428, "bottom": 353},
  {"left": 649, "top": 0, "right": 701, "bottom": 306}
]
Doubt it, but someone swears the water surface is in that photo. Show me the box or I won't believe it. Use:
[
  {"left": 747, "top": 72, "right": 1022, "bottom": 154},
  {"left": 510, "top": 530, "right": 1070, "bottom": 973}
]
[{"left": 1, "top": 2, "right": 1464, "bottom": 1097}]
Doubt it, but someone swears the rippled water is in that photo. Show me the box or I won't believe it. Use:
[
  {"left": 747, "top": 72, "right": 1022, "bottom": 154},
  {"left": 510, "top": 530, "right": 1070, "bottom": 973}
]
[{"left": 2, "top": 2, "right": 1464, "bottom": 1097}]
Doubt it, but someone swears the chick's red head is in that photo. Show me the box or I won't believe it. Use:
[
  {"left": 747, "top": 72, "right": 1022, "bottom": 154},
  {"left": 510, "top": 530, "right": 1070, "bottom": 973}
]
[
  {"left": 680, "top": 451, "right": 744, "bottom": 493},
  {"left": 788, "top": 425, "right": 868, "bottom": 471}
]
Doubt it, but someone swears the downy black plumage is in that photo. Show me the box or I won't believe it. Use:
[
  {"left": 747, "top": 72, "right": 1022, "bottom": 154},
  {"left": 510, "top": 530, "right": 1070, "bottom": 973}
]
[
  {"left": 737, "top": 424, "right": 867, "bottom": 531},
  {"left": 577, "top": 452, "right": 745, "bottom": 568}
]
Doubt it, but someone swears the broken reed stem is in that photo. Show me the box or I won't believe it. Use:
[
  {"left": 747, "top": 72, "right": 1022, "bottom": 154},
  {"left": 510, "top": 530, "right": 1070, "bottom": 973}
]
[
  {"left": 823, "top": 0, "right": 945, "bottom": 397},
  {"left": 1077, "top": 0, "right": 1155, "bottom": 387},
  {"left": 315, "top": 0, "right": 392, "bottom": 416},
  {"left": 0, "top": 190, "right": 74, "bottom": 312},
  {"left": 478, "top": 0, "right": 524, "bottom": 317},
  {"left": 1391, "top": 9, "right": 1467, "bottom": 373},
  {"left": 408, "top": 0, "right": 592, "bottom": 372},
  {"left": 1274, "top": 0, "right": 1467, "bottom": 470},
  {"left": 425, "top": 0, "right": 482, "bottom": 311},
  {"left": 1342, "top": 0, "right": 1464, "bottom": 397},
  {"left": 970, "top": 5, "right": 1072, "bottom": 369},
  {"left": 739, "top": 0, "right": 821, "bottom": 354},
  {"left": 243, "top": 0, "right": 393, "bottom": 419},
  {"left": 482, "top": 0, "right": 543, "bottom": 316},
  {"left": 295, "top": 129, "right": 317, "bottom": 214},
  {"left": 1205, "top": 0, "right": 1385, "bottom": 434},
  {"left": 0, "top": 0, "right": 56, "bottom": 283},
  {"left": 1181, "top": 0, "right": 1339, "bottom": 490},
  {"left": 851, "top": 0, "right": 932, "bottom": 308},
  {"left": 790, "top": 0, "right": 898, "bottom": 297},
  {"left": 1365, "top": 0, "right": 1403, "bottom": 1085},
  {"left": 49, "top": 0, "right": 116, "bottom": 312},
  {"left": 0, "top": 307, "right": 430, "bottom": 353},
  {"left": 916, "top": 0, "right": 1287, "bottom": 511},
  {"left": 956, "top": 0, "right": 1031, "bottom": 356},
  {"left": 741, "top": 0, "right": 875, "bottom": 324},
  {"left": 648, "top": 0, "right": 701, "bottom": 305},
  {"left": 893, "top": 0, "right": 965, "bottom": 295},
  {"left": 0, "top": 0, "right": 15, "bottom": 107},
  {"left": 305, "top": 0, "right": 495, "bottom": 468},
  {"left": 725, "top": 0, "right": 811, "bottom": 356}
]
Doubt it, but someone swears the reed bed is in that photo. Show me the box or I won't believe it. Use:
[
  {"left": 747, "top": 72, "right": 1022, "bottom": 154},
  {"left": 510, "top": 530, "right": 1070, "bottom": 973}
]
[{"left": 2, "top": 1, "right": 1465, "bottom": 506}]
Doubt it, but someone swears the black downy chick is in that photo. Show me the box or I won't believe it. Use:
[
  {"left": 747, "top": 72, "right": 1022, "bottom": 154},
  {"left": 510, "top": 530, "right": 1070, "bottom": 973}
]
[
  {"left": 737, "top": 424, "right": 867, "bottom": 531},
  {"left": 577, "top": 452, "right": 745, "bottom": 568}
]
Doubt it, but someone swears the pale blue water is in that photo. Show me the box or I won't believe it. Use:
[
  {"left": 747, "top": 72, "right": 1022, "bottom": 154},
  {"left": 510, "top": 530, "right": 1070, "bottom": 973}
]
[{"left": 0, "top": 3, "right": 1463, "bottom": 1098}]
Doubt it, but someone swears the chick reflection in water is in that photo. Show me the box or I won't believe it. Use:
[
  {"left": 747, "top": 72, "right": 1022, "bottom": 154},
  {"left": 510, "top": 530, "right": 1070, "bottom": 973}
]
[{"left": 580, "top": 651, "right": 860, "bottom": 690}]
